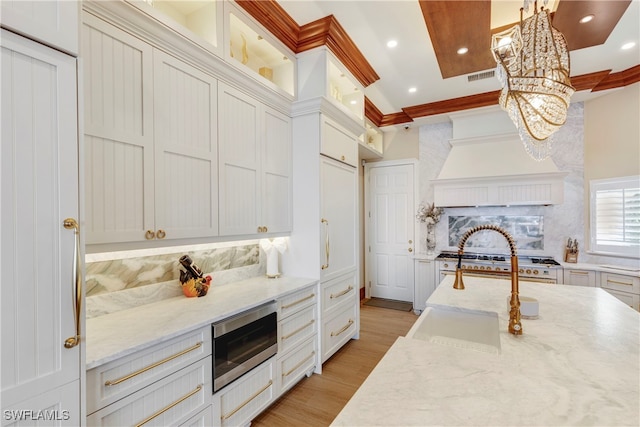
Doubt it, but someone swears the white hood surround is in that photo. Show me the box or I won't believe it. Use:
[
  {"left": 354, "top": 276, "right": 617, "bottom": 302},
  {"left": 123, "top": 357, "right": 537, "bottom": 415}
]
[{"left": 432, "top": 108, "right": 568, "bottom": 207}]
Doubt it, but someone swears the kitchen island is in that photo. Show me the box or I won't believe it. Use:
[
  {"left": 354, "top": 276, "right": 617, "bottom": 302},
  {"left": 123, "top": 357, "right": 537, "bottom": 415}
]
[{"left": 332, "top": 275, "right": 640, "bottom": 426}]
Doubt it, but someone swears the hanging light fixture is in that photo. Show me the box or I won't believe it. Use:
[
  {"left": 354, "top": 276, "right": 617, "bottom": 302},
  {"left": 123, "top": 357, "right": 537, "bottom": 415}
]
[{"left": 491, "top": 0, "right": 575, "bottom": 161}]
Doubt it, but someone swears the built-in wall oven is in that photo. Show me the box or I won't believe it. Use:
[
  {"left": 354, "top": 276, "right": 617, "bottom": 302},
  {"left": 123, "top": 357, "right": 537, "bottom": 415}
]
[
  {"left": 212, "top": 301, "right": 277, "bottom": 392},
  {"left": 436, "top": 252, "right": 562, "bottom": 284}
]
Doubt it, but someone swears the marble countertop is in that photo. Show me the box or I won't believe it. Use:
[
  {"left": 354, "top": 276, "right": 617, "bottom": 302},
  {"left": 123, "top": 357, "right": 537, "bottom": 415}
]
[
  {"left": 332, "top": 275, "right": 640, "bottom": 426},
  {"left": 559, "top": 261, "right": 640, "bottom": 277},
  {"left": 85, "top": 275, "right": 317, "bottom": 370}
]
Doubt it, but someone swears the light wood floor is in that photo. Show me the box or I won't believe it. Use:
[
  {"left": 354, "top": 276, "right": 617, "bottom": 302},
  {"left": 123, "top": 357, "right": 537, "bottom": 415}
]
[{"left": 251, "top": 303, "right": 418, "bottom": 427}]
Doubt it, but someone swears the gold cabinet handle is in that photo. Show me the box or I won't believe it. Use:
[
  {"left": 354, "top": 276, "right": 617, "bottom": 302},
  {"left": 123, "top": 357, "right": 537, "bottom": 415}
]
[
  {"left": 321, "top": 218, "right": 329, "bottom": 270},
  {"left": 63, "top": 218, "right": 82, "bottom": 349},
  {"left": 282, "top": 351, "right": 316, "bottom": 378},
  {"left": 281, "top": 293, "right": 315, "bottom": 309},
  {"left": 570, "top": 271, "right": 589, "bottom": 275},
  {"left": 156, "top": 229, "right": 166, "bottom": 239},
  {"left": 264, "top": 226, "right": 268, "bottom": 232},
  {"left": 408, "top": 248, "right": 413, "bottom": 252},
  {"left": 607, "top": 279, "right": 633, "bottom": 287},
  {"left": 331, "top": 319, "right": 354, "bottom": 337},
  {"left": 135, "top": 385, "right": 202, "bottom": 427},
  {"left": 330, "top": 285, "right": 353, "bottom": 299},
  {"left": 145, "top": 229, "right": 155, "bottom": 239},
  {"left": 282, "top": 319, "right": 315, "bottom": 340},
  {"left": 221, "top": 380, "right": 273, "bottom": 421},
  {"left": 105, "top": 342, "right": 203, "bottom": 386}
]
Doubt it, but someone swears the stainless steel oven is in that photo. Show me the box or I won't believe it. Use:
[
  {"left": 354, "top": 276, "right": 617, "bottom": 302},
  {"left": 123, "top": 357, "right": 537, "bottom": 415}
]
[
  {"left": 212, "top": 301, "right": 277, "bottom": 392},
  {"left": 436, "top": 252, "right": 562, "bottom": 284}
]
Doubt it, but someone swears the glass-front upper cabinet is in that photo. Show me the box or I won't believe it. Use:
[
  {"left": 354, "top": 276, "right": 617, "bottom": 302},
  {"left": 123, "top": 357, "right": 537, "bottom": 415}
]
[
  {"left": 225, "top": 3, "right": 295, "bottom": 97},
  {"left": 126, "top": 0, "right": 223, "bottom": 56},
  {"left": 328, "top": 58, "right": 364, "bottom": 121},
  {"left": 364, "top": 120, "right": 383, "bottom": 155}
]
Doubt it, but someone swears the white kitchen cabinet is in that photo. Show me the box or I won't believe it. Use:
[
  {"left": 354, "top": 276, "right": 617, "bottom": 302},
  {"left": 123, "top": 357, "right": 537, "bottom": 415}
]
[
  {"left": 86, "top": 327, "right": 212, "bottom": 426},
  {"left": 276, "top": 284, "right": 318, "bottom": 394},
  {"left": 1, "top": 0, "right": 79, "bottom": 55},
  {"left": 414, "top": 259, "right": 436, "bottom": 313},
  {"left": 320, "top": 155, "right": 358, "bottom": 280},
  {"left": 320, "top": 271, "right": 358, "bottom": 362},
  {"left": 218, "top": 82, "right": 292, "bottom": 236},
  {"left": 600, "top": 272, "right": 640, "bottom": 311},
  {"left": 563, "top": 268, "right": 597, "bottom": 287},
  {"left": 321, "top": 118, "right": 359, "bottom": 167},
  {"left": 83, "top": 13, "right": 219, "bottom": 245},
  {"left": 215, "top": 358, "right": 275, "bottom": 427},
  {"left": 1, "top": 29, "right": 81, "bottom": 422}
]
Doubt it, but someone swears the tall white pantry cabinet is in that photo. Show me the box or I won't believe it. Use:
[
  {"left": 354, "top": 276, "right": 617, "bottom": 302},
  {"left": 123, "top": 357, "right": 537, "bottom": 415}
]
[{"left": 1, "top": 1, "right": 83, "bottom": 425}]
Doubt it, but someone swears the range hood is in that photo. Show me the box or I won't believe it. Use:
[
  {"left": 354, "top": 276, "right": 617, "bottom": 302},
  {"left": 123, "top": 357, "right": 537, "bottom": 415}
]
[{"left": 432, "top": 132, "right": 568, "bottom": 207}]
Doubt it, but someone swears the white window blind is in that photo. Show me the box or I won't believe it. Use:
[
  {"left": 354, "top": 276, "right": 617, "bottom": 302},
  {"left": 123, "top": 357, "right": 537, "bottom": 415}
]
[{"left": 590, "top": 176, "right": 640, "bottom": 258}]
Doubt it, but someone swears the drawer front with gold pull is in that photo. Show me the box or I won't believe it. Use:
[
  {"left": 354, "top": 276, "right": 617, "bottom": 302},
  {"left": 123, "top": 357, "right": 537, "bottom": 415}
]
[
  {"left": 600, "top": 272, "right": 640, "bottom": 294},
  {"left": 87, "top": 357, "right": 210, "bottom": 426},
  {"left": 278, "top": 305, "right": 317, "bottom": 355},
  {"left": 322, "top": 272, "right": 357, "bottom": 314},
  {"left": 87, "top": 327, "right": 210, "bottom": 414}
]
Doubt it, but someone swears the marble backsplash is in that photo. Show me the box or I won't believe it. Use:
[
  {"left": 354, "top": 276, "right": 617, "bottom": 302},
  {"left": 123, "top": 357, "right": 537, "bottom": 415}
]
[
  {"left": 85, "top": 241, "right": 264, "bottom": 318},
  {"left": 448, "top": 215, "right": 544, "bottom": 251}
]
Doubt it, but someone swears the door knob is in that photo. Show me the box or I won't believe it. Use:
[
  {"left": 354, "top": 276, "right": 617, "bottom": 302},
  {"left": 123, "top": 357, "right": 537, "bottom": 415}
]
[{"left": 408, "top": 248, "right": 413, "bottom": 252}]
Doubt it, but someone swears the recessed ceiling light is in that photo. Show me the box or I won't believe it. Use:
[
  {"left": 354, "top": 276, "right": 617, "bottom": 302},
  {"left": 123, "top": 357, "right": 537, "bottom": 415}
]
[
  {"left": 350, "top": 100, "right": 357, "bottom": 105},
  {"left": 387, "top": 40, "right": 398, "bottom": 48},
  {"left": 621, "top": 41, "right": 636, "bottom": 50},
  {"left": 457, "top": 47, "right": 469, "bottom": 55},
  {"left": 408, "top": 87, "right": 417, "bottom": 93},
  {"left": 579, "top": 14, "right": 594, "bottom": 24}
]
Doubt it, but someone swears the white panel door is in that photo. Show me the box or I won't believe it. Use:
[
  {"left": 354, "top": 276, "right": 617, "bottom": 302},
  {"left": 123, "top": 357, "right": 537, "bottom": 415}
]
[
  {"left": 82, "top": 13, "right": 155, "bottom": 244},
  {"left": 1, "top": 29, "right": 81, "bottom": 416},
  {"left": 218, "top": 82, "right": 260, "bottom": 235},
  {"left": 1, "top": 0, "right": 79, "bottom": 55},
  {"left": 153, "top": 50, "right": 218, "bottom": 239},
  {"left": 320, "top": 156, "right": 357, "bottom": 281},
  {"left": 262, "top": 107, "right": 292, "bottom": 233},
  {"left": 369, "top": 164, "right": 415, "bottom": 302}
]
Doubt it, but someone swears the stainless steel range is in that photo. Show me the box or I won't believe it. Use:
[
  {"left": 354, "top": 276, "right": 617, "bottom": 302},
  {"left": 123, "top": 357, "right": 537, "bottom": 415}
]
[{"left": 436, "top": 251, "right": 562, "bottom": 284}]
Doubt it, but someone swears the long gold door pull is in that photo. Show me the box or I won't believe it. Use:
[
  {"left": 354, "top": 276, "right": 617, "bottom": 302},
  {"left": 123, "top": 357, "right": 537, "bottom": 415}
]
[
  {"left": 221, "top": 380, "right": 273, "bottom": 421},
  {"left": 321, "top": 218, "right": 329, "bottom": 270},
  {"left": 281, "top": 293, "right": 315, "bottom": 309},
  {"left": 134, "top": 385, "right": 202, "bottom": 427},
  {"left": 105, "top": 342, "right": 203, "bottom": 386},
  {"left": 282, "top": 351, "right": 316, "bottom": 378},
  {"left": 281, "top": 319, "right": 315, "bottom": 340},
  {"left": 330, "top": 285, "right": 353, "bottom": 299},
  {"left": 63, "top": 218, "right": 82, "bottom": 349}
]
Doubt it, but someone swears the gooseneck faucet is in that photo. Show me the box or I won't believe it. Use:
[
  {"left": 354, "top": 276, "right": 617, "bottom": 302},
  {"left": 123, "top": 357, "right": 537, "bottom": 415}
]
[{"left": 453, "top": 224, "right": 523, "bottom": 335}]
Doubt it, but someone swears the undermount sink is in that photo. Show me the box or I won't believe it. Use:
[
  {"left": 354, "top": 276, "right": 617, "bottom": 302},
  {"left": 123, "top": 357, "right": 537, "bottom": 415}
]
[{"left": 407, "top": 304, "right": 501, "bottom": 354}]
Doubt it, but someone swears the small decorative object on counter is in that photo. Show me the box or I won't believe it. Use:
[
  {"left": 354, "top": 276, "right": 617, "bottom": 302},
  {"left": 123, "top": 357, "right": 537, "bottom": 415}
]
[
  {"left": 416, "top": 202, "right": 444, "bottom": 255},
  {"left": 260, "top": 238, "right": 287, "bottom": 278},
  {"left": 564, "top": 238, "right": 578, "bottom": 263},
  {"left": 178, "top": 255, "right": 212, "bottom": 297}
]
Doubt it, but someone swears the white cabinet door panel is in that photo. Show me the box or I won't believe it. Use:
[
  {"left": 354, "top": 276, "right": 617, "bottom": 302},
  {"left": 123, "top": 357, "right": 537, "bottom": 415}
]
[
  {"left": 320, "top": 156, "right": 357, "bottom": 280},
  {"left": 263, "top": 108, "right": 292, "bottom": 233},
  {"left": 1, "top": 0, "right": 78, "bottom": 55},
  {"left": 153, "top": 50, "right": 218, "bottom": 239},
  {"left": 1, "top": 29, "right": 80, "bottom": 413},
  {"left": 82, "top": 13, "right": 154, "bottom": 244}
]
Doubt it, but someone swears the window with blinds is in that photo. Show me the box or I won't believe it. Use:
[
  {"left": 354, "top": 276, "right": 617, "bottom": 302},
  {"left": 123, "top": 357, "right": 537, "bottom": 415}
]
[{"left": 590, "top": 176, "right": 640, "bottom": 258}]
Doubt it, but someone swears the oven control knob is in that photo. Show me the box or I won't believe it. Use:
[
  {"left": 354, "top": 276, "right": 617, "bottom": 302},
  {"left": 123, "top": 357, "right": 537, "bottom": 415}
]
[
  {"left": 473, "top": 265, "right": 479, "bottom": 270},
  {"left": 444, "top": 263, "right": 449, "bottom": 268},
  {"left": 480, "top": 266, "right": 485, "bottom": 270},
  {"left": 526, "top": 269, "right": 532, "bottom": 274},
  {"left": 533, "top": 270, "right": 539, "bottom": 275},
  {"left": 519, "top": 268, "right": 524, "bottom": 273},
  {"left": 495, "top": 267, "right": 501, "bottom": 271}
]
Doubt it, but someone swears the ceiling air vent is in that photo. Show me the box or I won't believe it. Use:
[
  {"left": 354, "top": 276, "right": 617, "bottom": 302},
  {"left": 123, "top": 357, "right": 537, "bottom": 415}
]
[{"left": 467, "top": 70, "right": 495, "bottom": 82}]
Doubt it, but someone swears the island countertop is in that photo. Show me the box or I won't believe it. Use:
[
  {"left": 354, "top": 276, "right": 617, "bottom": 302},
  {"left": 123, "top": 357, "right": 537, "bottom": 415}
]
[{"left": 332, "top": 276, "right": 640, "bottom": 426}]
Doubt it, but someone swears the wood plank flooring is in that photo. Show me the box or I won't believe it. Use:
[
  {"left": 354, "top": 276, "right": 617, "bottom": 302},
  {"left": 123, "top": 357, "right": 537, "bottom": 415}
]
[{"left": 251, "top": 303, "right": 418, "bottom": 427}]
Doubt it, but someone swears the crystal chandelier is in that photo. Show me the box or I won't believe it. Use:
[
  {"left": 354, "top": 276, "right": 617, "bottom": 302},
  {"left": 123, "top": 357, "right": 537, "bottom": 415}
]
[{"left": 491, "top": 0, "right": 575, "bottom": 161}]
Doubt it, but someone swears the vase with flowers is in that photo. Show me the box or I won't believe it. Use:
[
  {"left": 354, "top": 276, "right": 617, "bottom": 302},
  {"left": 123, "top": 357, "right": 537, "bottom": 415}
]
[{"left": 416, "top": 202, "right": 444, "bottom": 255}]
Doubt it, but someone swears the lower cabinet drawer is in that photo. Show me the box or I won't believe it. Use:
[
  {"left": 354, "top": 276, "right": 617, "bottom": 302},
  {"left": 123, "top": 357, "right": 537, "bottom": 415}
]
[
  {"left": 278, "top": 304, "right": 317, "bottom": 355},
  {"left": 87, "top": 327, "right": 211, "bottom": 414},
  {"left": 604, "top": 288, "right": 640, "bottom": 311},
  {"left": 322, "top": 272, "right": 356, "bottom": 314},
  {"left": 321, "top": 302, "right": 357, "bottom": 363},
  {"left": 218, "top": 358, "right": 275, "bottom": 427},
  {"left": 277, "top": 337, "right": 317, "bottom": 393},
  {"left": 279, "top": 285, "right": 317, "bottom": 318},
  {"left": 87, "top": 356, "right": 211, "bottom": 426},
  {"left": 179, "top": 405, "right": 213, "bottom": 427},
  {"left": 600, "top": 272, "right": 640, "bottom": 294}
]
